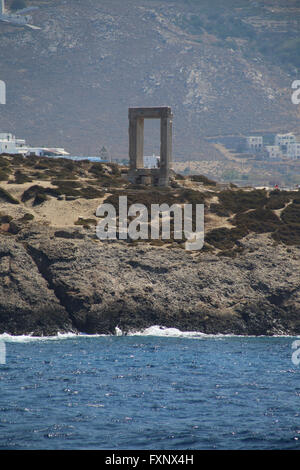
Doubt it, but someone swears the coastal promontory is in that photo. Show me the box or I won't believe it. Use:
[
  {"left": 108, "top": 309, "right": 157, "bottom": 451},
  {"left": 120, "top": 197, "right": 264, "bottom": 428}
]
[{"left": 0, "top": 154, "right": 299, "bottom": 336}]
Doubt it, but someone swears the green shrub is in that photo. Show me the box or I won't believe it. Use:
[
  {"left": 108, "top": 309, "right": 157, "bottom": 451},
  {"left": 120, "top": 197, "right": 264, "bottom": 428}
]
[
  {"left": 20, "top": 213, "right": 34, "bottom": 222},
  {"left": 272, "top": 224, "right": 300, "bottom": 246},
  {"left": 104, "top": 188, "right": 207, "bottom": 218},
  {"left": 190, "top": 174, "right": 217, "bottom": 186},
  {"left": 0, "top": 156, "right": 10, "bottom": 169},
  {"left": 232, "top": 208, "right": 281, "bottom": 233},
  {"left": 21, "top": 185, "right": 60, "bottom": 205},
  {"left": 75, "top": 217, "right": 97, "bottom": 227},
  {"left": 46, "top": 168, "right": 77, "bottom": 180},
  {"left": 0, "top": 214, "right": 13, "bottom": 224},
  {"left": 266, "top": 190, "right": 293, "bottom": 210},
  {"left": 281, "top": 201, "right": 300, "bottom": 225},
  {"left": 217, "top": 189, "right": 268, "bottom": 214},
  {"left": 0, "top": 157, "right": 11, "bottom": 181},
  {"left": 51, "top": 180, "right": 82, "bottom": 197},
  {"left": 79, "top": 186, "right": 104, "bottom": 199},
  {"left": 51, "top": 179, "right": 105, "bottom": 199},
  {"left": 30, "top": 171, "right": 50, "bottom": 180},
  {"left": 0, "top": 169, "right": 10, "bottom": 181},
  {"left": 109, "top": 163, "right": 121, "bottom": 176},
  {"left": 10, "top": 154, "right": 25, "bottom": 165},
  {"left": 23, "top": 155, "right": 39, "bottom": 167},
  {"left": 209, "top": 202, "right": 231, "bottom": 217},
  {"left": 174, "top": 173, "right": 185, "bottom": 180},
  {"left": 34, "top": 162, "right": 50, "bottom": 170},
  {"left": 205, "top": 226, "right": 248, "bottom": 250},
  {"left": 34, "top": 192, "right": 48, "bottom": 205},
  {"left": 54, "top": 230, "right": 85, "bottom": 240},
  {"left": 0, "top": 188, "right": 20, "bottom": 204},
  {"left": 14, "top": 170, "right": 32, "bottom": 184},
  {"left": 179, "top": 189, "right": 206, "bottom": 205},
  {"left": 89, "top": 163, "right": 106, "bottom": 177}
]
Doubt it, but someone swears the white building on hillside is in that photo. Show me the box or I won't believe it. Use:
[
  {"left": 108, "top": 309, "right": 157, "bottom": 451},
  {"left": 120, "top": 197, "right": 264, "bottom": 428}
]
[
  {"left": 265, "top": 145, "right": 282, "bottom": 160},
  {"left": 287, "top": 142, "right": 300, "bottom": 160},
  {"left": 246, "top": 136, "right": 263, "bottom": 152},
  {"left": 275, "top": 133, "right": 296, "bottom": 149},
  {"left": 0, "top": 132, "right": 28, "bottom": 154},
  {"left": 0, "top": 132, "right": 69, "bottom": 156}
]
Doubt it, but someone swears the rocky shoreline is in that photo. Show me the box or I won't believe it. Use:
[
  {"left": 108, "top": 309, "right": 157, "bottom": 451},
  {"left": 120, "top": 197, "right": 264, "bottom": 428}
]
[
  {"left": 0, "top": 155, "right": 299, "bottom": 337},
  {"left": 1, "top": 225, "right": 299, "bottom": 337}
]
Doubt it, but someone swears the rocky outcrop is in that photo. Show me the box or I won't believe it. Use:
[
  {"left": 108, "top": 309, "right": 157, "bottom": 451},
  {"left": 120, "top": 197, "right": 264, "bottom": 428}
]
[
  {"left": 0, "top": 236, "right": 73, "bottom": 335},
  {"left": 0, "top": 225, "right": 299, "bottom": 336}
]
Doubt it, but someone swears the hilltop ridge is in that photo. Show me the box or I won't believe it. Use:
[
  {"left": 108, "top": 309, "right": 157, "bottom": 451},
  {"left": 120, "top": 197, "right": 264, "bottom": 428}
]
[{"left": 0, "top": 0, "right": 299, "bottom": 161}]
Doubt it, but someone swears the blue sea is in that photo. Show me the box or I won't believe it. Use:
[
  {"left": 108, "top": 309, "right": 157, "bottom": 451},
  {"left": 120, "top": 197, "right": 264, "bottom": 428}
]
[{"left": 0, "top": 327, "right": 300, "bottom": 450}]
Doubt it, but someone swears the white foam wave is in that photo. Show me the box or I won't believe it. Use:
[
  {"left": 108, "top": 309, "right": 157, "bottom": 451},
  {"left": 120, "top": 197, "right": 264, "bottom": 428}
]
[
  {"left": 0, "top": 328, "right": 297, "bottom": 342},
  {"left": 0, "top": 327, "right": 224, "bottom": 342},
  {"left": 0, "top": 332, "right": 83, "bottom": 343},
  {"left": 128, "top": 325, "right": 211, "bottom": 338},
  {"left": 126, "top": 326, "right": 299, "bottom": 339}
]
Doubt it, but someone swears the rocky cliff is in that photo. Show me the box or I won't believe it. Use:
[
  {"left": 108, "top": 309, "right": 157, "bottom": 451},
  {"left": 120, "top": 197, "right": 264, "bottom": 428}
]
[
  {"left": 0, "top": 154, "right": 299, "bottom": 336},
  {"left": 1, "top": 226, "right": 299, "bottom": 337}
]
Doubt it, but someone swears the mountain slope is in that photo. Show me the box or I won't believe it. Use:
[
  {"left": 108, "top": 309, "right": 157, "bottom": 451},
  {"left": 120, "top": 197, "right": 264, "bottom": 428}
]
[{"left": 0, "top": 0, "right": 299, "bottom": 159}]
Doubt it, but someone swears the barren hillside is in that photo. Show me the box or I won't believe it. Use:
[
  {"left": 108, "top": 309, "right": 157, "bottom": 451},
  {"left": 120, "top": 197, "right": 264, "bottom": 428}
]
[{"left": 0, "top": 0, "right": 299, "bottom": 160}]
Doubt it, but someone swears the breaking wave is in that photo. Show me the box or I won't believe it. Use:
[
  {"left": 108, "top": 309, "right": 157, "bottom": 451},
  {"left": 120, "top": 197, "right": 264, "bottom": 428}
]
[{"left": 0, "top": 327, "right": 297, "bottom": 343}]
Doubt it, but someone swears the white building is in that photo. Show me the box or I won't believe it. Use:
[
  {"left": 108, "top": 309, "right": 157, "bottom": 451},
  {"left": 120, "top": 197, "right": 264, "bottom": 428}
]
[
  {"left": 0, "top": 132, "right": 69, "bottom": 156},
  {"left": 0, "top": 133, "right": 28, "bottom": 154},
  {"left": 265, "top": 145, "right": 282, "bottom": 160},
  {"left": 287, "top": 142, "right": 300, "bottom": 160},
  {"left": 246, "top": 136, "right": 263, "bottom": 152},
  {"left": 275, "top": 133, "right": 296, "bottom": 149},
  {"left": 144, "top": 154, "right": 160, "bottom": 169}
]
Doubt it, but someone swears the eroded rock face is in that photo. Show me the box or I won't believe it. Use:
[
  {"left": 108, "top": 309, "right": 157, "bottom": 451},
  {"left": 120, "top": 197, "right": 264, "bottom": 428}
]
[
  {"left": 0, "top": 227, "right": 299, "bottom": 336},
  {"left": 0, "top": 237, "right": 73, "bottom": 335}
]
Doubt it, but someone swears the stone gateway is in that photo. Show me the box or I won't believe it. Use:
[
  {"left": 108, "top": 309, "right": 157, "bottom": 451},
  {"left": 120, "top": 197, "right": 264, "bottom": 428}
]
[{"left": 128, "top": 106, "right": 173, "bottom": 187}]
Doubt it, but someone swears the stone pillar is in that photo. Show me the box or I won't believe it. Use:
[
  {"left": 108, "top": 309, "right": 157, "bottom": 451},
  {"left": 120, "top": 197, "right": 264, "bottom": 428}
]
[
  {"left": 159, "top": 114, "right": 172, "bottom": 187},
  {"left": 136, "top": 118, "right": 144, "bottom": 169},
  {"left": 129, "top": 115, "right": 144, "bottom": 168}
]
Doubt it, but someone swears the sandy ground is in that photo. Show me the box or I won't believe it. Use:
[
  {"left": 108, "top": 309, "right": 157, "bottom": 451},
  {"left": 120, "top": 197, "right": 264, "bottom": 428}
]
[
  {"left": 0, "top": 178, "right": 234, "bottom": 232},
  {"left": 0, "top": 180, "right": 107, "bottom": 227}
]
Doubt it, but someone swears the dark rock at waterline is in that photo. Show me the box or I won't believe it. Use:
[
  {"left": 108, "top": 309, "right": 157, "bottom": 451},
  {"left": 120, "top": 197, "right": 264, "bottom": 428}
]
[
  {"left": 0, "top": 237, "right": 74, "bottom": 336},
  {"left": 0, "top": 227, "right": 299, "bottom": 336}
]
